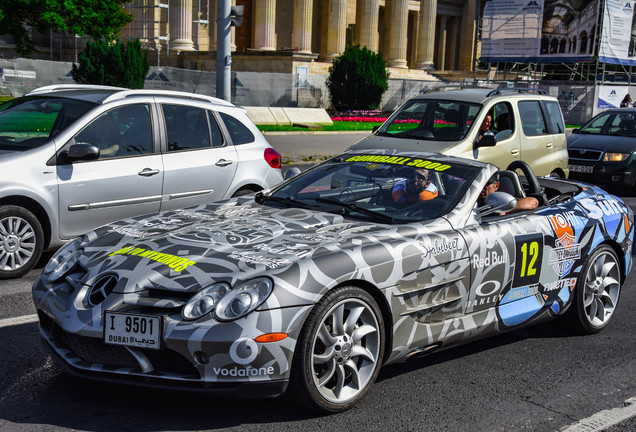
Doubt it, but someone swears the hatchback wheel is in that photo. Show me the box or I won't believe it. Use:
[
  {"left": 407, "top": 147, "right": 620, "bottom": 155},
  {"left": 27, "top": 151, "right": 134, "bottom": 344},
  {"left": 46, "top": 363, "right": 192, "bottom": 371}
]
[
  {"left": 0, "top": 205, "right": 44, "bottom": 279},
  {"left": 289, "top": 286, "right": 385, "bottom": 413}
]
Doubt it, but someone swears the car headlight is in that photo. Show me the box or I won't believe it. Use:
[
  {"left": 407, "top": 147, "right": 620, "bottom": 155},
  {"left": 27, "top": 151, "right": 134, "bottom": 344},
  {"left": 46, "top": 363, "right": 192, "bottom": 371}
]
[
  {"left": 182, "top": 283, "right": 230, "bottom": 320},
  {"left": 603, "top": 152, "right": 630, "bottom": 162},
  {"left": 44, "top": 237, "right": 84, "bottom": 282},
  {"left": 215, "top": 277, "right": 274, "bottom": 322}
]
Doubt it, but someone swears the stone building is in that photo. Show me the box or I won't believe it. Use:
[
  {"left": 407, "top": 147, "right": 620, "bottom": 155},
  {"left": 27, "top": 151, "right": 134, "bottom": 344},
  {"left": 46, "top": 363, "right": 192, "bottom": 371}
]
[{"left": 0, "top": 1, "right": 479, "bottom": 80}]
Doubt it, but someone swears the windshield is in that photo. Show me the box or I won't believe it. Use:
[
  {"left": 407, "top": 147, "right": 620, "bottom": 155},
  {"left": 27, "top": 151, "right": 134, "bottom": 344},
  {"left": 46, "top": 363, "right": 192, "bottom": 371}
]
[
  {"left": 377, "top": 99, "right": 482, "bottom": 141},
  {"left": 0, "top": 96, "right": 96, "bottom": 151},
  {"left": 578, "top": 111, "right": 636, "bottom": 137},
  {"left": 263, "top": 154, "right": 480, "bottom": 223}
]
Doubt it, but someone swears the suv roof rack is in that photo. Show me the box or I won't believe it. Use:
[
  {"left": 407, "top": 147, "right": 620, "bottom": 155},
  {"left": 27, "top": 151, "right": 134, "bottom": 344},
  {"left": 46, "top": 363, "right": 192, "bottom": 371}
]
[
  {"left": 486, "top": 87, "right": 547, "bottom": 97},
  {"left": 25, "top": 84, "right": 128, "bottom": 95},
  {"left": 425, "top": 84, "right": 486, "bottom": 93},
  {"left": 102, "top": 89, "right": 234, "bottom": 107}
]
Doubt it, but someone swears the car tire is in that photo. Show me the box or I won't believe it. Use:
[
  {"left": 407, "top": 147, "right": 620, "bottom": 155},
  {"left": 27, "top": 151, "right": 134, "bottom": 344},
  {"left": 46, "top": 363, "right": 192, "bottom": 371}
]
[
  {"left": 231, "top": 188, "right": 258, "bottom": 197},
  {"left": 566, "top": 245, "right": 621, "bottom": 334},
  {"left": 288, "top": 285, "right": 385, "bottom": 413},
  {"left": 0, "top": 205, "right": 44, "bottom": 279}
]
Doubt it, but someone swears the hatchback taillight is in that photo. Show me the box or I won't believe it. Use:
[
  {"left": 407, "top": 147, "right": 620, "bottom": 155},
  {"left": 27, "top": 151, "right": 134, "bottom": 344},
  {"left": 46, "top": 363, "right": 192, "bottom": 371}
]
[{"left": 264, "top": 147, "right": 282, "bottom": 169}]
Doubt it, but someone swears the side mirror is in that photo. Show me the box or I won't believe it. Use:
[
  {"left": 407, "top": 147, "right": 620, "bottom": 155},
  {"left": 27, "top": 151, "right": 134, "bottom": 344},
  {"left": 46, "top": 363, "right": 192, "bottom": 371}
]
[
  {"left": 284, "top": 167, "right": 302, "bottom": 180},
  {"left": 372, "top": 125, "right": 380, "bottom": 133},
  {"left": 571, "top": 128, "right": 579, "bottom": 134},
  {"left": 475, "top": 191, "right": 517, "bottom": 217},
  {"left": 65, "top": 143, "right": 100, "bottom": 161},
  {"left": 474, "top": 131, "right": 496, "bottom": 149}
]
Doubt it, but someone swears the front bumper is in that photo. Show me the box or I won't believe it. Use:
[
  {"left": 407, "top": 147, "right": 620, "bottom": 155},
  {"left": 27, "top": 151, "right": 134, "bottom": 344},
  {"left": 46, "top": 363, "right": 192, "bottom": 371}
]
[
  {"left": 40, "top": 328, "right": 289, "bottom": 397},
  {"left": 568, "top": 162, "right": 636, "bottom": 189}
]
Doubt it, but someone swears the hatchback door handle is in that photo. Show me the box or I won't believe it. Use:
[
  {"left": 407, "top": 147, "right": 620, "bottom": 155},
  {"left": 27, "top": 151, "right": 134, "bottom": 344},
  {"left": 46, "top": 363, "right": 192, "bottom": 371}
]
[
  {"left": 215, "top": 159, "right": 233, "bottom": 167},
  {"left": 138, "top": 168, "right": 160, "bottom": 177}
]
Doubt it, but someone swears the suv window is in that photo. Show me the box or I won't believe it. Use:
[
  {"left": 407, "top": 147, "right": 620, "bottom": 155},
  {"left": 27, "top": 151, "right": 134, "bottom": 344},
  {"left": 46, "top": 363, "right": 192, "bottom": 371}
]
[
  {"left": 542, "top": 100, "right": 565, "bottom": 134},
  {"left": 519, "top": 101, "right": 548, "bottom": 136},
  {"left": 380, "top": 99, "right": 481, "bottom": 141},
  {"left": 0, "top": 97, "right": 95, "bottom": 151},
  {"left": 492, "top": 102, "right": 514, "bottom": 134},
  {"left": 75, "top": 104, "right": 153, "bottom": 159}
]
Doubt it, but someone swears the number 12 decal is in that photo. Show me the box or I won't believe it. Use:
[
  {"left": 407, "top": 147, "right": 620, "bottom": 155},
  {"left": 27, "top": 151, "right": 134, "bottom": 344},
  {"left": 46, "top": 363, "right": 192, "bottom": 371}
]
[{"left": 513, "top": 234, "right": 543, "bottom": 287}]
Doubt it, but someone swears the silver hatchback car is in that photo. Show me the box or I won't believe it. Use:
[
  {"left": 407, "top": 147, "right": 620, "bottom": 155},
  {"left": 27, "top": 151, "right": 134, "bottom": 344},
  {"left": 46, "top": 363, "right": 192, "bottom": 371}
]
[{"left": 0, "top": 85, "right": 284, "bottom": 278}]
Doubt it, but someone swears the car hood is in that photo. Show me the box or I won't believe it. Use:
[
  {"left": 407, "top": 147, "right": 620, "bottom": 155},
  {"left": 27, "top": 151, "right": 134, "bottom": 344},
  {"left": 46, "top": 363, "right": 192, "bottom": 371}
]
[
  {"left": 349, "top": 134, "right": 455, "bottom": 153},
  {"left": 567, "top": 133, "right": 636, "bottom": 153},
  {"left": 78, "top": 197, "right": 435, "bottom": 299}
]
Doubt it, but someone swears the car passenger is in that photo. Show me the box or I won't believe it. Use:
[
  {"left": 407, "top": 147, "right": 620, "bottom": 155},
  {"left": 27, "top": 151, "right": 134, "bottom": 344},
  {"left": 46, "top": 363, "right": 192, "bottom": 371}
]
[
  {"left": 392, "top": 168, "right": 438, "bottom": 204},
  {"left": 478, "top": 172, "right": 538, "bottom": 213}
]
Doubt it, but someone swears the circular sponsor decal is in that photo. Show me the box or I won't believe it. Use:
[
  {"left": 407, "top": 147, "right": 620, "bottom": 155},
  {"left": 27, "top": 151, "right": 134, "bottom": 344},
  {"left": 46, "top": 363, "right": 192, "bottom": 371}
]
[{"left": 230, "top": 338, "right": 258, "bottom": 365}]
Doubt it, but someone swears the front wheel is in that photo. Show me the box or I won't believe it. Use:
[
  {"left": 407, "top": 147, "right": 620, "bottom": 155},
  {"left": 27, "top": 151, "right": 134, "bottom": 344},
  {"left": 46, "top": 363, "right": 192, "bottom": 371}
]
[
  {"left": 0, "top": 205, "right": 44, "bottom": 279},
  {"left": 566, "top": 245, "right": 621, "bottom": 334},
  {"left": 288, "top": 286, "right": 385, "bottom": 413}
]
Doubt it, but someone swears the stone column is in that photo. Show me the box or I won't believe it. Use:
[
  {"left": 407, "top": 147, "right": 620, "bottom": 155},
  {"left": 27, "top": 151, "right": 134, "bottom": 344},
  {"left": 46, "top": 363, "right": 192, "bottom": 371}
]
[
  {"left": 321, "top": 0, "right": 347, "bottom": 62},
  {"left": 292, "top": 0, "right": 313, "bottom": 53},
  {"left": 354, "top": 0, "right": 379, "bottom": 52},
  {"left": 386, "top": 0, "right": 409, "bottom": 68},
  {"left": 446, "top": 16, "right": 459, "bottom": 70},
  {"left": 170, "top": 0, "right": 196, "bottom": 51},
  {"left": 436, "top": 15, "right": 448, "bottom": 70},
  {"left": 415, "top": 0, "right": 436, "bottom": 70},
  {"left": 254, "top": 0, "right": 277, "bottom": 51},
  {"left": 458, "top": 0, "right": 477, "bottom": 71}
]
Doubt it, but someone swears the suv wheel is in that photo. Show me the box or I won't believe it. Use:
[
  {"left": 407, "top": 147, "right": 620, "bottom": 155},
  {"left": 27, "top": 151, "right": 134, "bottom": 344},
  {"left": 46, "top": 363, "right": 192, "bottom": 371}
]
[{"left": 0, "top": 205, "right": 44, "bottom": 279}]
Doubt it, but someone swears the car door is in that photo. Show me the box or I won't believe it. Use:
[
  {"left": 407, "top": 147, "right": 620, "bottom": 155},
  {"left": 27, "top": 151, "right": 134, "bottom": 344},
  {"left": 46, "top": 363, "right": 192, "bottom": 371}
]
[
  {"left": 517, "top": 100, "right": 558, "bottom": 176},
  {"left": 57, "top": 103, "right": 163, "bottom": 238},
  {"left": 471, "top": 101, "right": 522, "bottom": 171},
  {"left": 460, "top": 212, "right": 563, "bottom": 329},
  {"left": 159, "top": 103, "right": 239, "bottom": 211}
]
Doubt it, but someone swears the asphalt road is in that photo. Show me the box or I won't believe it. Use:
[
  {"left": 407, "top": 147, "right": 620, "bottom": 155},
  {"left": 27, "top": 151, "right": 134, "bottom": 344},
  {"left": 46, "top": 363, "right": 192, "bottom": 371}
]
[
  {"left": 264, "top": 131, "right": 368, "bottom": 163},
  {"left": 1, "top": 134, "right": 636, "bottom": 431}
]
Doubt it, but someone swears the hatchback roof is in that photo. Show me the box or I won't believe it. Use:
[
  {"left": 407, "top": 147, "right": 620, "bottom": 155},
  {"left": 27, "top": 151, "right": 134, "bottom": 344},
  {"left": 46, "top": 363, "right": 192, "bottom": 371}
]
[{"left": 24, "top": 84, "right": 234, "bottom": 107}]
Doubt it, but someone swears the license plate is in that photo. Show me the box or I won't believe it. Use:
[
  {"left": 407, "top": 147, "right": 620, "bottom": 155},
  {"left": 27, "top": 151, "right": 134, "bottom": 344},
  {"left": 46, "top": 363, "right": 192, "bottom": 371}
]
[
  {"left": 104, "top": 312, "right": 161, "bottom": 350},
  {"left": 568, "top": 164, "right": 593, "bottom": 174}
]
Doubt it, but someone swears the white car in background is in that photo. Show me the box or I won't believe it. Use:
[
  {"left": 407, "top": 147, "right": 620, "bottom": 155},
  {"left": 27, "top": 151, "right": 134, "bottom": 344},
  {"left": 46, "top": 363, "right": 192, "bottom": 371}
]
[{"left": 0, "top": 85, "right": 283, "bottom": 278}]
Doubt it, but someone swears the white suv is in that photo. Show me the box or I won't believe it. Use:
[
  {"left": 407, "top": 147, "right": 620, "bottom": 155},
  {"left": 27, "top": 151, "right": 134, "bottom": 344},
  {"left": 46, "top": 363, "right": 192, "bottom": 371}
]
[
  {"left": 350, "top": 87, "right": 569, "bottom": 178},
  {"left": 0, "top": 85, "right": 283, "bottom": 278}
]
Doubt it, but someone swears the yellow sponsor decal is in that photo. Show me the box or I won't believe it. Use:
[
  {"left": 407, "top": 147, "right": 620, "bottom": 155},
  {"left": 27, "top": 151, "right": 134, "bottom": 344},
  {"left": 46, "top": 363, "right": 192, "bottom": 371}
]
[
  {"left": 108, "top": 246, "right": 197, "bottom": 272},
  {"left": 345, "top": 155, "right": 451, "bottom": 171}
]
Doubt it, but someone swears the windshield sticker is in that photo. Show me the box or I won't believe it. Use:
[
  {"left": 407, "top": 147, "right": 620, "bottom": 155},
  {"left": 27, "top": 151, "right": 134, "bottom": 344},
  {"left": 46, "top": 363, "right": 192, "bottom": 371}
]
[
  {"left": 108, "top": 246, "right": 197, "bottom": 272},
  {"left": 345, "top": 155, "right": 451, "bottom": 171}
]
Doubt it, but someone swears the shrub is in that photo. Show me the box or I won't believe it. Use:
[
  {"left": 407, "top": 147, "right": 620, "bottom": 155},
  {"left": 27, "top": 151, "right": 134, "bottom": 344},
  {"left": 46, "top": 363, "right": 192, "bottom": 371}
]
[
  {"left": 326, "top": 45, "right": 389, "bottom": 111},
  {"left": 72, "top": 39, "right": 149, "bottom": 89}
]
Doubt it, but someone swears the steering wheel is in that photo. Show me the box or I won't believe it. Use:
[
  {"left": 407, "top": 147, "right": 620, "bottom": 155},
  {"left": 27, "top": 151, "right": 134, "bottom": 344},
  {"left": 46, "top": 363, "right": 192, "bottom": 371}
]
[{"left": 506, "top": 160, "right": 546, "bottom": 205}]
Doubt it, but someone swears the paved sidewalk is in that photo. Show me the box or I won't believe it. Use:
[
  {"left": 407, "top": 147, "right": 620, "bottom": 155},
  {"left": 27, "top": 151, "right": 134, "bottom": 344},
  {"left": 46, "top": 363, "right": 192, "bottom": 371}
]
[{"left": 264, "top": 131, "right": 370, "bottom": 164}]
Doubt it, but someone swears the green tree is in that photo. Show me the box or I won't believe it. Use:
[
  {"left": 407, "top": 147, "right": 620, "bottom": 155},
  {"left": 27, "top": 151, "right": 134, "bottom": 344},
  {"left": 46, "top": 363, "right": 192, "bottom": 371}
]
[
  {"left": 72, "top": 39, "right": 149, "bottom": 89},
  {"left": 0, "top": 0, "right": 132, "bottom": 56},
  {"left": 326, "top": 45, "right": 389, "bottom": 111}
]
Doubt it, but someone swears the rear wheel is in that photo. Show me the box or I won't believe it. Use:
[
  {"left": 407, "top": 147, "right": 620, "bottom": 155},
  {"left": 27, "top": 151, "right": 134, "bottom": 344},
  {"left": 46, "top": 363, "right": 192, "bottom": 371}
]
[
  {"left": 0, "top": 205, "right": 44, "bottom": 279},
  {"left": 288, "top": 286, "right": 385, "bottom": 413},
  {"left": 567, "top": 245, "right": 621, "bottom": 334}
]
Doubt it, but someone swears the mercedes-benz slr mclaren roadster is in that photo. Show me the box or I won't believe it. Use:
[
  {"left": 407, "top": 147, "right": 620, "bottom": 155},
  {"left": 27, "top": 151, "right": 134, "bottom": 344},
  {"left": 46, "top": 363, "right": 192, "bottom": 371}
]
[{"left": 33, "top": 150, "right": 634, "bottom": 412}]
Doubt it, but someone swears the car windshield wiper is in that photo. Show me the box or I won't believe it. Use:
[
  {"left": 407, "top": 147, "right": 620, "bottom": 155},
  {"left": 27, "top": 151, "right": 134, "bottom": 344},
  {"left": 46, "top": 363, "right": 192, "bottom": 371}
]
[
  {"left": 315, "top": 197, "right": 395, "bottom": 223},
  {"left": 255, "top": 194, "right": 315, "bottom": 209}
]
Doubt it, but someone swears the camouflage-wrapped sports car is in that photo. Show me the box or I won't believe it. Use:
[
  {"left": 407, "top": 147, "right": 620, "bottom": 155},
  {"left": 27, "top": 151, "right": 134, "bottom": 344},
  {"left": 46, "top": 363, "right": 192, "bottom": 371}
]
[{"left": 33, "top": 150, "right": 634, "bottom": 412}]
